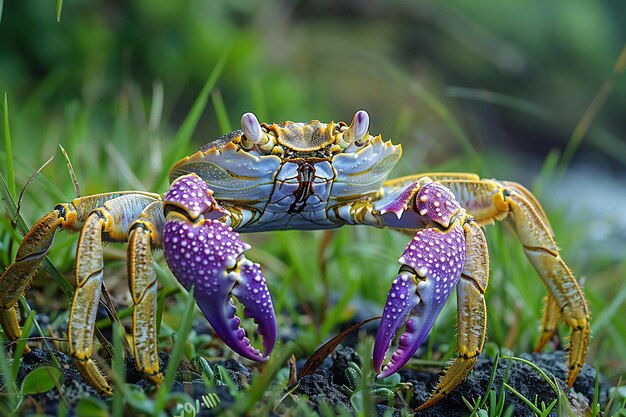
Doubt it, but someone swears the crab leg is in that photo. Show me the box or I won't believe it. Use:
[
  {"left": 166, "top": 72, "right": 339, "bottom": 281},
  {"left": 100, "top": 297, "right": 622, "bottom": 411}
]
[
  {"left": 127, "top": 201, "right": 165, "bottom": 384},
  {"left": 163, "top": 174, "right": 276, "bottom": 361},
  {"left": 69, "top": 210, "right": 111, "bottom": 393},
  {"left": 536, "top": 293, "right": 561, "bottom": 351},
  {"left": 0, "top": 192, "right": 158, "bottom": 346},
  {"left": 500, "top": 183, "right": 589, "bottom": 384},
  {"left": 69, "top": 193, "right": 161, "bottom": 394},
  {"left": 0, "top": 210, "right": 64, "bottom": 345}
]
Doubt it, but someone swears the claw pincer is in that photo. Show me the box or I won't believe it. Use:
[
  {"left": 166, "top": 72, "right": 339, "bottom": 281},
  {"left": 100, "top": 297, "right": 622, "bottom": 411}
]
[
  {"left": 163, "top": 174, "right": 276, "bottom": 361},
  {"left": 374, "top": 182, "right": 466, "bottom": 377}
]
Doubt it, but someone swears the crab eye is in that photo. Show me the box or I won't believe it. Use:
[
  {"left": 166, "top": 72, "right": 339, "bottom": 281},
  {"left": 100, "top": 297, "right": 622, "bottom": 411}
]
[
  {"left": 241, "top": 112, "right": 263, "bottom": 144},
  {"left": 345, "top": 110, "right": 370, "bottom": 146}
]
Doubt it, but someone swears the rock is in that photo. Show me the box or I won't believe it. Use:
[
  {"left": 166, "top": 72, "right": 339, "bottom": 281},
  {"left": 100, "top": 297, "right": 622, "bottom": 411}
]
[
  {"left": 399, "top": 351, "right": 605, "bottom": 416},
  {"left": 330, "top": 345, "right": 361, "bottom": 387},
  {"left": 293, "top": 373, "right": 351, "bottom": 411},
  {"left": 8, "top": 346, "right": 606, "bottom": 416}
]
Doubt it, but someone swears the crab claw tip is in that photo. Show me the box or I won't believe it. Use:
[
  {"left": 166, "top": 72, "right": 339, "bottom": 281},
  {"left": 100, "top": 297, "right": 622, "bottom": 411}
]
[{"left": 373, "top": 272, "right": 421, "bottom": 374}]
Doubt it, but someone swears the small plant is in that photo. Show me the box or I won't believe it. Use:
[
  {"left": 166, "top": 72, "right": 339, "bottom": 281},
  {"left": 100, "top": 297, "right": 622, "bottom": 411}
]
[
  {"left": 344, "top": 361, "right": 409, "bottom": 411},
  {"left": 462, "top": 353, "right": 515, "bottom": 417}
]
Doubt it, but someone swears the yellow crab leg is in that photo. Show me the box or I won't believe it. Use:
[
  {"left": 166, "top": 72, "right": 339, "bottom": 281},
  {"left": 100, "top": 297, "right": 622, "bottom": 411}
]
[
  {"left": 69, "top": 209, "right": 111, "bottom": 394},
  {"left": 497, "top": 180, "right": 564, "bottom": 347},
  {"left": 536, "top": 293, "right": 561, "bottom": 351},
  {"left": 0, "top": 193, "right": 125, "bottom": 343},
  {"left": 127, "top": 201, "right": 165, "bottom": 384},
  {"left": 418, "top": 220, "right": 490, "bottom": 410},
  {"left": 0, "top": 190, "right": 161, "bottom": 394},
  {"left": 69, "top": 193, "right": 161, "bottom": 394},
  {"left": 0, "top": 210, "right": 65, "bottom": 345},
  {"left": 501, "top": 180, "right": 554, "bottom": 236},
  {"left": 499, "top": 182, "right": 590, "bottom": 385}
]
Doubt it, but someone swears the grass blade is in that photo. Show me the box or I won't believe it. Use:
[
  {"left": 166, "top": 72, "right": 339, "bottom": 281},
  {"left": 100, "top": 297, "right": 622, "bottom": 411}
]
[
  {"left": 59, "top": 145, "right": 81, "bottom": 197},
  {"left": 0, "top": 344, "right": 18, "bottom": 412},
  {"left": 111, "top": 323, "right": 125, "bottom": 417},
  {"left": 503, "top": 382, "right": 542, "bottom": 415},
  {"left": 478, "top": 351, "right": 500, "bottom": 409},
  {"left": 0, "top": 172, "right": 74, "bottom": 297},
  {"left": 10, "top": 309, "right": 36, "bottom": 379},
  {"left": 557, "top": 43, "right": 626, "bottom": 175},
  {"left": 226, "top": 342, "right": 296, "bottom": 416},
  {"left": 356, "top": 339, "right": 376, "bottom": 417},
  {"left": 373, "top": 56, "right": 479, "bottom": 165},
  {"left": 156, "top": 47, "right": 230, "bottom": 190},
  {"left": 3, "top": 93, "right": 15, "bottom": 199},
  {"left": 299, "top": 316, "right": 380, "bottom": 378},
  {"left": 445, "top": 86, "right": 555, "bottom": 123},
  {"left": 211, "top": 89, "right": 232, "bottom": 134},
  {"left": 153, "top": 287, "right": 197, "bottom": 415},
  {"left": 56, "top": 0, "right": 63, "bottom": 22},
  {"left": 502, "top": 356, "right": 557, "bottom": 392}
]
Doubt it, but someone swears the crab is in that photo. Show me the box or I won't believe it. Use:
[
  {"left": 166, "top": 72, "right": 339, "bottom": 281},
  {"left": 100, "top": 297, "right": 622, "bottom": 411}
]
[{"left": 0, "top": 110, "right": 589, "bottom": 409}]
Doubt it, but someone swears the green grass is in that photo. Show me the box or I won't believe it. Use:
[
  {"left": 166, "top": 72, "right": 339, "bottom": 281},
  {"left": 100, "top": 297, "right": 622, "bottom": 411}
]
[{"left": 1, "top": 59, "right": 625, "bottom": 417}]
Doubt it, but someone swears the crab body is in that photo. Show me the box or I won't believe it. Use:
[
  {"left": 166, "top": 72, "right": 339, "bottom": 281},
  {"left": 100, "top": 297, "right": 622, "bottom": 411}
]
[
  {"left": 0, "top": 111, "right": 590, "bottom": 410},
  {"left": 169, "top": 117, "right": 401, "bottom": 232}
]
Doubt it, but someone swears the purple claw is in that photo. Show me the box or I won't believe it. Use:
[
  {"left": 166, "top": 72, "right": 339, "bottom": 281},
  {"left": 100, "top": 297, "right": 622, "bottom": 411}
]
[
  {"left": 163, "top": 174, "right": 276, "bottom": 361},
  {"left": 374, "top": 225, "right": 465, "bottom": 377},
  {"left": 231, "top": 260, "right": 276, "bottom": 355},
  {"left": 373, "top": 272, "right": 421, "bottom": 373},
  {"left": 417, "top": 182, "right": 461, "bottom": 228},
  {"left": 165, "top": 173, "right": 226, "bottom": 220}
]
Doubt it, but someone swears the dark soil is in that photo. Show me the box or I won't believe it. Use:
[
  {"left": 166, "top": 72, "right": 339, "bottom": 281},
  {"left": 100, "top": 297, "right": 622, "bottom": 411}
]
[{"left": 7, "top": 345, "right": 606, "bottom": 416}]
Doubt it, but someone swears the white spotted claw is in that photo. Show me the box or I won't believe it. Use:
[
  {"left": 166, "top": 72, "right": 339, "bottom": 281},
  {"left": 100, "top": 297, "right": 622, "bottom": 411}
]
[
  {"left": 373, "top": 225, "right": 466, "bottom": 377},
  {"left": 163, "top": 173, "right": 276, "bottom": 362}
]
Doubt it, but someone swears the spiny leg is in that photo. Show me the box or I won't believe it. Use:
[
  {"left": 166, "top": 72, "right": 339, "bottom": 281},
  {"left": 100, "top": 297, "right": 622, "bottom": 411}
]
[
  {"left": 0, "top": 193, "right": 137, "bottom": 345},
  {"left": 69, "top": 210, "right": 111, "bottom": 394},
  {"left": 418, "top": 220, "right": 489, "bottom": 410},
  {"left": 0, "top": 191, "right": 161, "bottom": 348},
  {"left": 500, "top": 181, "right": 559, "bottom": 349},
  {"left": 499, "top": 181, "right": 589, "bottom": 385},
  {"left": 127, "top": 201, "right": 165, "bottom": 384},
  {"left": 0, "top": 210, "right": 64, "bottom": 345},
  {"left": 501, "top": 180, "right": 554, "bottom": 236},
  {"left": 69, "top": 193, "right": 160, "bottom": 394},
  {"left": 536, "top": 293, "right": 561, "bottom": 351}
]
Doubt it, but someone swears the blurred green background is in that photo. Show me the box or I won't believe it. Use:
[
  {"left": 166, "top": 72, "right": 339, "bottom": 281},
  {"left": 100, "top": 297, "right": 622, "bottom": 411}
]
[
  {"left": 1, "top": 0, "right": 625, "bottom": 400},
  {"left": 2, "top": 0, "right": 625, "bottom": 173}
]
